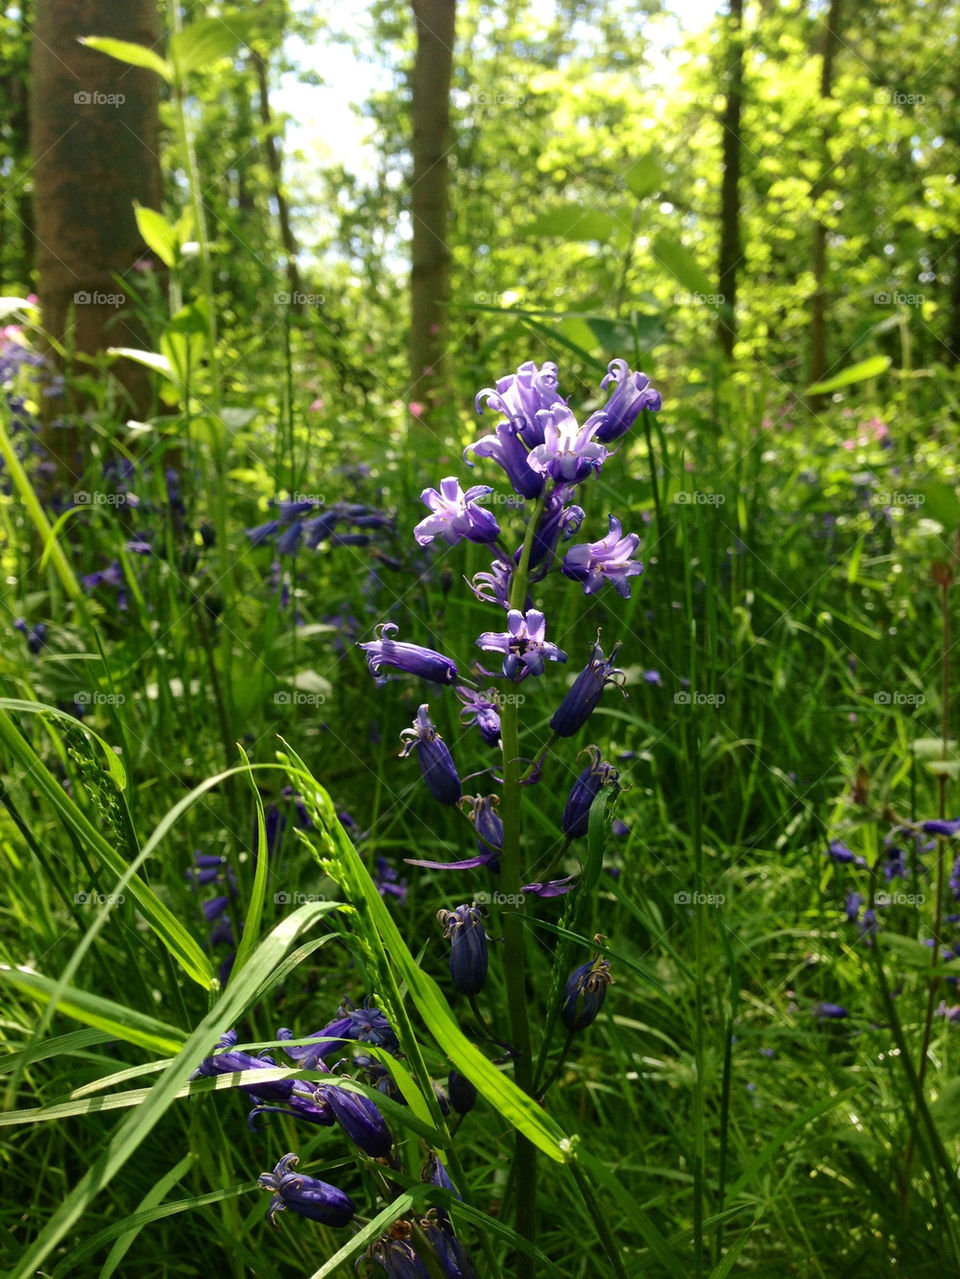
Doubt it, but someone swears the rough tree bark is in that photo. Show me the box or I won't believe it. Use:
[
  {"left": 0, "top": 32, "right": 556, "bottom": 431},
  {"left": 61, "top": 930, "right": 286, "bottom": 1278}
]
[
  {"left": 30, "top": 0, "right": 163, "bottom": 486},
  {"left": 809, "top": 0, "right": 843, "bottom": 389},
  {"left": 409, "top": 0, "right": 456, "bottom": 416},
  {"left": 717, "top": 0, "right": 744, "bottom": 358}
]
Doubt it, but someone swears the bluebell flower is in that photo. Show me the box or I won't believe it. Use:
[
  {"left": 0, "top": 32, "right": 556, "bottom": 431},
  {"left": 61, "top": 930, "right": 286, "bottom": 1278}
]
[
  {"left": 275, "top": 520, "right": 303, "bottom": 556},
  {"left": 399, "top": 705, "right": 462, "bottom": 806},
  {"left": 477, "top": 608, "right": 565, "bottom": 681},
  {"left": 813, "top": 1002, "right": 849, "bottom": 1019},
  {"left": 304, "top": 510, "right": 339, "bottom": 547},
  {"left": 194, "top": 1030, "right": 293, "bottom": 1103},
  {"left": 365, "top": 1224, "right": 429, "bottom": 1277},
  {"left": 612, "top": 819, "right": 630, "bottom": 838},
  {"left": 550, "top": 640, "right": 625, "bottom": 737},
  {"left": 465, "top": 419, "right": 544, "bottom": 499},
  {"left": 922, "top": 817, "right": 960, "bottom": 837},
  {"left": 419, "top": 1213, "right": 478, "bottom": 1278},
  {"left": 456, "top": 686, "right": 501, "bottom": 746},
  {"left": 414, "top": 477, "right": 500, "bottom": 546},
  {"left": 315, "top": 1082, "right": 393, "bottom": 1158},
  {"left": 526, "top": 483, "right": 585, "bottom": 575},
  {"left": 522, "top": 875, "right": 578, "bottom": 898},
  {"left": 826, "top": 839, "right": 867, "bottom": 869},
  {"left": 475, "top": 359, "right": 562, "bottom": 446},
  {"left": 423, "top": 1151, "right": 460, "bottom": 1198},
  {"left": 245, "top": 519, "right": 280, "bottom": 546},
  {"left": 562, "top": 516, "right": 644, "bottom": 598},
  {"left": 14, "top": 618, "right": 48, "bottom": 654},
  {"left": 583, "top": 359, "right": 662, "bottom": 443},
  {"left": 467, "top": 559, "right": 514, "bottom": 608},
  {"left": 258, "top": 1152, "right": 355, "bottom": 1228},
  {"left": 248, "top": 1083, "right": 337, "bottom": 1129},
  {"left": 561, "top": 954, "right": 613, "bottom": 1032},
  {"left": 275, "top": 498, "right": 317, "bottom": 521},
  {"left": 374, "top": 856, "right": 408, "bottom": 903},
  {"left": 360, "top": 623, "right": 459, "bottom": 686},
  {"left": 561, "top": 746, "right": 619, "bottom": 838},
  {"left": 527, "top": 404, "right": 608, "bottom": 485},
  {"left": 437, "top": 904, "right": 488, "bottom": 995},
  {"left": 844, "top": 891, "right": 863, "bottom": 923},
  {"left": 951, "top": 854, "right": 960, "bottom": 901},
  {"left": 448, "top": 1069, "right": 477, "bottom": 1115},
  {"left": 278, "top": 1003, "right": 398, "bottom": 1068},
  {"left": 407, "top": 794, "right": 502, "bottom": 871}
]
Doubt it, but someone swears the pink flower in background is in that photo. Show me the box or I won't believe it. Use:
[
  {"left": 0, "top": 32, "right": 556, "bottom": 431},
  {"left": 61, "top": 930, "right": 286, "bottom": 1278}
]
[
  {"left": 309, "top": 397, "right": 325, "bottom": 413},
  {"left": 761, "top": 416, "right": 774, "bottom": 430},
  {"left": 408, "top": 401, "right": 425, "bottom": 418},
  {"left": 865, "top": 416, "right": 888, "bottom": 440}
]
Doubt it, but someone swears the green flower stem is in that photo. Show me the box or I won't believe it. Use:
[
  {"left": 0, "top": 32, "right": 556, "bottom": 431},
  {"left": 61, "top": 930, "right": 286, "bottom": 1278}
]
[{"left": 500, "top": 496, "right": 545, "bottom": 1277}]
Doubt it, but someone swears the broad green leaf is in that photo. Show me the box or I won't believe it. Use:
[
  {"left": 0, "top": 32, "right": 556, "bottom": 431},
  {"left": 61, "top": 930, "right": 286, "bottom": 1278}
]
[
  {"left": 0, "top": 967, "right": 186, "bottom": 1057},
  {"left": 79, "top": 36, "right": 171, "bottom": 80},
  {"left": 914, "top": 480, "right": 960, "bottom": 529},
  {"left": 169, "top": 14, "right": 263, "bottom": 79},
  {"left": 625, "top": 153, "right": 663, "bottom": 200},
  {"left": 807, "top": 355, "right": 891, "bottom": 394},
  {"left": 8, "top": 902, "right": 336, "bottom": 1279},
  {"left": 133, "top": 203, "right": 178, "bottom": 269},
  {"left": 523, "top": 205, "right": 619, "bottom": 242},
  {"left": 653, "top": 232, "right": 714, "bottom": 298}
]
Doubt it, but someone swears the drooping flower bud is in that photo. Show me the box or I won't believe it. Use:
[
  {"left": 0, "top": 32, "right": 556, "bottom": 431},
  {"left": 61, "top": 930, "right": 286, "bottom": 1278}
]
[
  {"left": 561, "top": 954, "right": 614, "bottom": 1033},
  {"left": 561, "top": 746, "right": 619, "bottom": 838},
  {"left": 399, "top": 705, "right": 462, "bottom": 806},
  {"left": 257, "top": 1152, "right": 355, "bottom": 1228},
  {"left": 437, "top": 904, "right": 488, "bottom": 996}
]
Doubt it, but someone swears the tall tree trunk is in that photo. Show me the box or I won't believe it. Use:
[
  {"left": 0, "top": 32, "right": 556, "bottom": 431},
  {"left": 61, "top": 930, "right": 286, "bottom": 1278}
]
[
  {"left": 809, "top": 0, "right": 843, "bottom": 389},
  {"left": 717, "top": 0, "right": 744, "bottom": 358},
  {"left": 30, "top": 0, "right": 163, "bottom": 488},
  {"left": 409, "top": 0, "right": 455, "bottom": 417},
  {"left": 252, "top": 50, "right": 304, "bottom": 314}
]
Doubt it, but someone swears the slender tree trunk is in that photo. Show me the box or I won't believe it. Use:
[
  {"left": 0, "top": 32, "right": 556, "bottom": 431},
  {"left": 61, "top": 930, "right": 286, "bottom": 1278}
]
[
  {"left": 809, "top": 0, "right": 843, "bottom": 389},
  {"left": 717, "top": 0, "right": 744, "bottom": 358},
  {"left": 252, "top": 50, "right": 304, "bottom": 313},
  {"left": 409, "top": 0, "right": 456, "bottom": 416},
  {"left": 30, "top": 0, "right": 163, "bottom": 488}
]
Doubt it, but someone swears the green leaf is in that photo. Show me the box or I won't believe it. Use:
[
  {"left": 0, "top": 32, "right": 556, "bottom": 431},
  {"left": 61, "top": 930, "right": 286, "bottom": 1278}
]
[
  {"left": 282, "top": 751, "right": 573, "bottom": 1164},
  {"left": 807, "top": 355, "right": 891, "bottom": 394},
  {"left": 169, "top": 14, "right": 263, "bottom": 79},
  {"left": 230, "top": 746, "right": 269, "bottom": 978},
  {"left": 0, "top": 699, "right": 127, "bottom": 790},
  {"left": 929, "top": 1078, "right": 960, "bottom": 1143},
  {"left": 523, "top": 205, "right": 619, "bottom": 243},
  {"left": 79, "top": 37, "right": 171, "bottom": 80},
  {"left": 8, "top": 902, "right": 336, "bottom": 1279},
  {"left": 653, "top": 232, "right": 714, "bottom": 298},
  {"left": 914, "top": 480, "right": 960, "bottom": 528},
  {"left": 0, "top": 708, "right": 212, "bottom": 989},
  {"left": 0, "top": 968, "right": 186, "bottom": 1057},
  {"left": 133, "top": 203, "right": 178, "bottom": 269},
  {"left": 624, "top": 153, "right": 662, "bottom": 200},
  {"left": 107, "top": 347, "right": 174, "bottom": 379}
]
